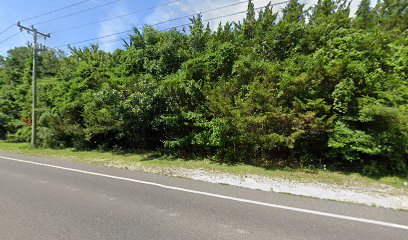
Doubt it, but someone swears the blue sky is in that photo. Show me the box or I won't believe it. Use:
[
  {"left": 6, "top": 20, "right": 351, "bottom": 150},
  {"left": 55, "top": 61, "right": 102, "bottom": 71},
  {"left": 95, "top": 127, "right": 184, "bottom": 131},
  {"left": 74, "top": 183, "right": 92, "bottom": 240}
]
[{"left": 0, "top": 0, "right": 365, "bottom": 56}]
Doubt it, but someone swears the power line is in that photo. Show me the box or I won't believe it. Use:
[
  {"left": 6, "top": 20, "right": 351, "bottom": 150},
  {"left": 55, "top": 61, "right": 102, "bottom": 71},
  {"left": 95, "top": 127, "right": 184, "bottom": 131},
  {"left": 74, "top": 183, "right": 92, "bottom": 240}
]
[
  {"left": 55, "top": 0, "right": 289, "bottom": 49},
  {"left": 0, "top": 32, "right": 21, "bottom": 45},
  {"left": 140, "top": 0, "right": 253, "bottom": 31},
  {"left": 21, "top": 0, "right": 92, "bottom": 22},
  {"left": 0, "top": 0, "right": 91, "bottom": 38},
  {"left": 51, "top": 0, "right": 180, "bottom": 34},
  {"left": 2, "top": 1, "right": 121, "bottom": 45},
  {"left": 156, "top": 12, "right": 245, "bottom": 33},
  {"left": 117, "top": 1, "right": 289, "bottom": 44},
  {"left": 51, "top": 0, "right": 254, "bottom": 47},
  {"left": 55, "top": 29, "right": 133, "bottom": 48},
  {"left": 0, "top": 24, "right": 15, "bottom": 37},
  {"left": 33, "top": 0, "right": 122, "bottom": 26},
  {"left": 51, "top": 0, "right": 247, "bottom": 35},
  {"left": 161, "top": 5, "right": 266, "bottom": 32}
]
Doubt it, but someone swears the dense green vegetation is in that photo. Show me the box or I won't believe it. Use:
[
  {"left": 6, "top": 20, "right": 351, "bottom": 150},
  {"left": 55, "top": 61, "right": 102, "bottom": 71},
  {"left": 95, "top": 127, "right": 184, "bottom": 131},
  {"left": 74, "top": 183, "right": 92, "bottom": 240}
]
[{"left": 0, "top": 0, "right": 407, "bottom": 176}]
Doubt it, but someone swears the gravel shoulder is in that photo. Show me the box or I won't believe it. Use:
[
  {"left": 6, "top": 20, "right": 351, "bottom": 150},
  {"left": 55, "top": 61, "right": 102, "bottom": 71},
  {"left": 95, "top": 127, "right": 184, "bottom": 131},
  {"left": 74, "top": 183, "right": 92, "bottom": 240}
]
[
  {"left": 108, "top": 163, "right": 408, "bottom": 210},
  {"left": 1, "top": 142, "right": 407, "bottom": 210}
]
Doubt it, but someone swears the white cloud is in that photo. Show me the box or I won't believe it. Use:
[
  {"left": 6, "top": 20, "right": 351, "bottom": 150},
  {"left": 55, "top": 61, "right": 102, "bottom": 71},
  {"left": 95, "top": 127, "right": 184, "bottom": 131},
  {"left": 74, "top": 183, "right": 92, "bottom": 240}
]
[
  {"left": 303, "top": 0, "right": 364, "bottom": 16},
  {"left": 97, "top": 1, "right": 136, "bottom": 53},
  {"left": 145, "top": 0, "right": 365, "bottom": 32},
  {"left": 145, "top": 0, "right": 287, "bottom": 31},
  {"left": 0, "top": 0, "right": 370, "bottom": 56}
]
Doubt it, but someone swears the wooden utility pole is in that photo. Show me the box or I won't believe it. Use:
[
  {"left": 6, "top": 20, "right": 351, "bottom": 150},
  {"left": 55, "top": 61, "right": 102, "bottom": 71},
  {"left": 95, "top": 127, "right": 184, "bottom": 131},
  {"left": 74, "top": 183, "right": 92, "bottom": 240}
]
[{"left": 17, "top": 22, "right": 50, "bottom": 147}]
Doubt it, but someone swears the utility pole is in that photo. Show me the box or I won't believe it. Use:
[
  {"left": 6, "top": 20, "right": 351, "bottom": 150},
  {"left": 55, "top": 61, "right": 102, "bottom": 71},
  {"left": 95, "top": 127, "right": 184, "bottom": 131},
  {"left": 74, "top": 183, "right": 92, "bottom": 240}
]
[{"left": 17, "top": 22, "right": 50, "bottom": 147}]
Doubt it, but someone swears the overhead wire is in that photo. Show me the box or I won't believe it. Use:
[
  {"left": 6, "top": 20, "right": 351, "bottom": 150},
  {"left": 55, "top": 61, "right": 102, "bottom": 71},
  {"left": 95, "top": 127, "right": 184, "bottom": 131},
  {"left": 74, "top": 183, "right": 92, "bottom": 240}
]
[
  {"left": 98, "top": 2, "right": 288, "bottom": 47},
  {"left": 33, "top": 0, "right": 123, "bottom": 26},
  {"left": 0, "top": 0, "right": 92, "bottom": 38},
  {"left": 135, "top": 0, "right": 253, "bottom": 32},
  {"left": 55, "top": 29, "right": 133, "bottom": 48},
  {"left": 51, "top": 0, "right": 247, "bottom": 35},
  {"left": 53, "top": 0, "right": 289, "bottom": 50},
  {"left": 161, "top": 4, "right": 278, "bottom": 32},
  {"left": 0, "top": 32, "right": 21, "bottom": 45},
  {"left": 0, "top": 24, "right": 15, "bottom": 37},
  {"left": 52, "top": 0, "right": 255, "bottom": 48},
  {"left": 21, "top": 0, "right": 93, "bottom": 22},
  {"left": 51, "top": 0, "right": 180, "bottom": 34}
]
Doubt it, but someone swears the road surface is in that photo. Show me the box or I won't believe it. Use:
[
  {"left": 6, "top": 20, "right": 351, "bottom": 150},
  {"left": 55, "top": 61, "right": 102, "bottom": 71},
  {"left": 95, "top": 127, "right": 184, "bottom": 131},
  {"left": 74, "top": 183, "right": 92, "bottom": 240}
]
[{"left": 0, "top": 152, "right": 407, "bottom": 240}]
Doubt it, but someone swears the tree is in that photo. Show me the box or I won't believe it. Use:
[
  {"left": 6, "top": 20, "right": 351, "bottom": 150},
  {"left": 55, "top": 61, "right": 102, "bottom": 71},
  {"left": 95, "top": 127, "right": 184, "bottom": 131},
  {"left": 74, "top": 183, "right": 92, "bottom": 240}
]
[
  {"left": 1, "top": 0, "right": 406, "bottom": 176},
  {"left": 242, "top": 0, "right": 256, "bottom": 40},
  {"left": 375, "top": 0, "right": 408, "bottom": 31},
  {"left": 353, "top": 0, "right": 375, "bottom": 29}
]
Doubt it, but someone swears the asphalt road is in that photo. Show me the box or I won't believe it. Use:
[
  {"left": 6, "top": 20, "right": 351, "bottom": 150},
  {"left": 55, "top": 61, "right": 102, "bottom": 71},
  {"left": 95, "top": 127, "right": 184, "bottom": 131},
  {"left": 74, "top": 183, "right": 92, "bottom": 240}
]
[{"left": 0, "top": 152, "right": 407, "bottom": 240}]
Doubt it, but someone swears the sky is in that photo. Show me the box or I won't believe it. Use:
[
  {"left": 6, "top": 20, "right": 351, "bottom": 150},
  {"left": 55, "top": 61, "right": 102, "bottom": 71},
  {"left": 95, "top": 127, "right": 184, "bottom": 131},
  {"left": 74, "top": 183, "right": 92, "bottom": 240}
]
[{"left": 0, "top": 0, "right": 366, "bottom": 56}]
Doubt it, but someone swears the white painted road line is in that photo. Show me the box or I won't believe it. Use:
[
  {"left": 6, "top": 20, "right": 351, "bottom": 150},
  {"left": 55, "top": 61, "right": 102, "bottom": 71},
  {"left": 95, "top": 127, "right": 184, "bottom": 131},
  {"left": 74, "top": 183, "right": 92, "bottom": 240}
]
[{"left": 1, "top": 155, "right": 407, "bottom": 231}]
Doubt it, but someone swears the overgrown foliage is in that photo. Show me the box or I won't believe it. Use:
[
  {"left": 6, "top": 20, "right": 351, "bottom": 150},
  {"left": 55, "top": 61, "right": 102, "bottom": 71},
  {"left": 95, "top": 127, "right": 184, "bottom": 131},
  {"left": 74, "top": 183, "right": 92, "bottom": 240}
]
[{"left": 1, "top": 0, "right": 407, "bottom": 176}]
